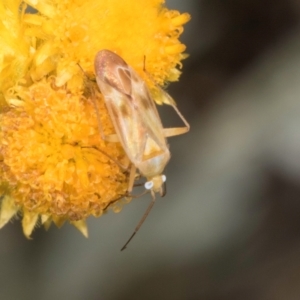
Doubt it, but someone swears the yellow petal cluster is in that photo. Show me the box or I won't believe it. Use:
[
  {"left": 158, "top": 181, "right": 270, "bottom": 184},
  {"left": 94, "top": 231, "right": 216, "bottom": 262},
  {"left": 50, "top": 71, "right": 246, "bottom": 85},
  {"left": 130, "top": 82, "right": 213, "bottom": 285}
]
[{"left": 0, "top": 0, "right": 190, "bottom": 237}]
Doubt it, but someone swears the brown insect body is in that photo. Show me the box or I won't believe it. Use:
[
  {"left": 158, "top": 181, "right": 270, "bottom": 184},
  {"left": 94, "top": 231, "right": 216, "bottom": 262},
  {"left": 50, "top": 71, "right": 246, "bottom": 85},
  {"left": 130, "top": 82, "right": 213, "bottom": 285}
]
[
  {"left": 94, "top": 50, "right": 189, "bottom": 249},
  {"left": 95, "top": 50, "right": 170, "bottom": 196}
]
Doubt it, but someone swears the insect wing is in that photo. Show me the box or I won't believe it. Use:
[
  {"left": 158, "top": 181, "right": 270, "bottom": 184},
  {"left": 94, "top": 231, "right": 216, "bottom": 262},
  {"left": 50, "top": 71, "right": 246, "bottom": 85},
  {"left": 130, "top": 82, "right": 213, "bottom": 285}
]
[
  {"left": 95, "top": 51, "right": 168, "bottom": 163},
  {"left": 128, "top": 65, "right": 168, "bottom": 154},
  {"left": 96, "top": 73, "right": 146, "bottom": 163}
]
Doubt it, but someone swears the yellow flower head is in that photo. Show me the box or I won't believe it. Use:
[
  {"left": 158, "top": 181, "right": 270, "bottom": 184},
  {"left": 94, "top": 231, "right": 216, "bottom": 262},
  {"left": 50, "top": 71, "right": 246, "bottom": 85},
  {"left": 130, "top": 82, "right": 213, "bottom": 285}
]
[{"left": 0, "top": 0, "right": 190, "bottom": 237}]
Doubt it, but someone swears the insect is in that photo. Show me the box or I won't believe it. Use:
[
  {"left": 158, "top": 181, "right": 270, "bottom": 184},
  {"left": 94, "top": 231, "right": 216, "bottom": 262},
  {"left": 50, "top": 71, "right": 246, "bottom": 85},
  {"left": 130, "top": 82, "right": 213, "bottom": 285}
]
[{"left": 94, "top": 49, "right": 190, "bottom": 250}]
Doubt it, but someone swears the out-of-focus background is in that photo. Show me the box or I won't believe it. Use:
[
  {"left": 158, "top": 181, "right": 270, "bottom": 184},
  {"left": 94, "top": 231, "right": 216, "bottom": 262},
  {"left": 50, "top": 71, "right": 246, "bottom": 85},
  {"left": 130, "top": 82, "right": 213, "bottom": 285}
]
[{"left": 3, "top": 1, "right": 300, "bottom": 299}]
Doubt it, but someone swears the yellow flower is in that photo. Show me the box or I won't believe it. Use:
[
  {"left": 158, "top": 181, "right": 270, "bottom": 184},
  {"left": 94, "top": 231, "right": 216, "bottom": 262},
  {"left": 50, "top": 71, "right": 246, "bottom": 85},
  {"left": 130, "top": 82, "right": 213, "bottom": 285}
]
[{"left": 0, "top": 0, "right": 190, "bottom": 237}]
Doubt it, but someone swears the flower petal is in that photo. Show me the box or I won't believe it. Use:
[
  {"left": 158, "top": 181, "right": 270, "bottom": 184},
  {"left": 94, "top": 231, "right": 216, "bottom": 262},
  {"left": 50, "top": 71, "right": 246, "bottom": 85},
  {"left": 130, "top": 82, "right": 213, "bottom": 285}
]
[
  {"left": 71, "top": 219, "right": 88, "bottom": 238},
  {"left": 0, "top": 195, "right": 18, "bottom": 229},
  {"left": 22, "top": 210, "right": 39, "bottom": 238}
]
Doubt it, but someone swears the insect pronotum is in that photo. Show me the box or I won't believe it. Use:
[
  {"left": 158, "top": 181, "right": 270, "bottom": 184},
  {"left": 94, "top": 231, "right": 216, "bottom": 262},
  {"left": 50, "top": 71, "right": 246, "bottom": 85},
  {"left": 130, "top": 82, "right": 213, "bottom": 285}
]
[{"left": 94, "top": 50, "right": 190, "bottom": 250}]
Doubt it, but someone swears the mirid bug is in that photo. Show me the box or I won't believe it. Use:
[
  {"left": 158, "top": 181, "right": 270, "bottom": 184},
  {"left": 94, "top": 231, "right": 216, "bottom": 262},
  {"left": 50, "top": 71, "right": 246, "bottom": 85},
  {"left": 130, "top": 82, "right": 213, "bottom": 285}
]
[{"left": 94, "top": 50, "right": 190, "bottom": 250}]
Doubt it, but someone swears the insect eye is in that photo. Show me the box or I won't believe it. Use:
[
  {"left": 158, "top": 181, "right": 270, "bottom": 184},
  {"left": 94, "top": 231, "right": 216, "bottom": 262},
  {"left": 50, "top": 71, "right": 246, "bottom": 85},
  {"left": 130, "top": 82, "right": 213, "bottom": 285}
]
[
  {"left": 144, "top": 181, "right": 154, "bottom": 190},
  {"left": 162, "top": 175, "right": 167, "bottom": 182}
]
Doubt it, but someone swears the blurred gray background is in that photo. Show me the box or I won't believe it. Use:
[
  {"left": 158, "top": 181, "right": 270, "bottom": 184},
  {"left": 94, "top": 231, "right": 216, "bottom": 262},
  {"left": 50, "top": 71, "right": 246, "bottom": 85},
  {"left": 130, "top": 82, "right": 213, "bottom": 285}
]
[{"left": 3, "top": 1, "right": 300, "bottom": 299}]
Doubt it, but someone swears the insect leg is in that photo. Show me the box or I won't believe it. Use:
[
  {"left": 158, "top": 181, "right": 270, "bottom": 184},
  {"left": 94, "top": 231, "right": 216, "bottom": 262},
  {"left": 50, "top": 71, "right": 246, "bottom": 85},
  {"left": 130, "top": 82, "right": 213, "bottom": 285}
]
[
  {"left": 142, "top": 60, "right": 190, "bottom": 137},
  {"left": 90, "top": 99, "right": 128, "bottom": 170},
  {"left": 127, "top": 164, "right": 137, "bottom": 194},
  {"left": 162, "top": 98, "right": 190, "bottom": 138},
  {"left": 90, "top": 91, "right": 120, "bottom": 143}
]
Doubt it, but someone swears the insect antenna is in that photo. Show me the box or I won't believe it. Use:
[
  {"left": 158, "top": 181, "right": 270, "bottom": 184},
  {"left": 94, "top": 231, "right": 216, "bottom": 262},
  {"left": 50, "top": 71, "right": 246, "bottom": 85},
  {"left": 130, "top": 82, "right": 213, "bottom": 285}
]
[
  {"left": 121, "top": 193, "right": 156, "bottom": 251},
  {"left": 77, "top": 64, "right": 105, "bottom": 138},
  {"left": 103, "top": 189, "right": 149, "bottom": 211},
  {"left": 77, "top": 63, "right": 127, "bottom": 170},
  {"left": 160, "top": 181, "right": 167, "bottom": 197}
]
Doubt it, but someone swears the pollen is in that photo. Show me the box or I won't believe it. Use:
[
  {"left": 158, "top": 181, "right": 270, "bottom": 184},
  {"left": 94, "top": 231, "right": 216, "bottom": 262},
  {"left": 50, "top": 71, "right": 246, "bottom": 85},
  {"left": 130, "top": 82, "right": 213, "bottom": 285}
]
[{"left": 0, "top": 0, "right": 189, "bottom": 237}]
